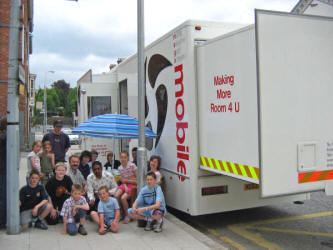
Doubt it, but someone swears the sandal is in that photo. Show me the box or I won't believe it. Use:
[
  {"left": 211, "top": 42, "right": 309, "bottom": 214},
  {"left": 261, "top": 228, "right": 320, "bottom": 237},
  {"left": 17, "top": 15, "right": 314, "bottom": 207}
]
[{"left": 122, "top": 216, "right": 130, "bottom": 224}]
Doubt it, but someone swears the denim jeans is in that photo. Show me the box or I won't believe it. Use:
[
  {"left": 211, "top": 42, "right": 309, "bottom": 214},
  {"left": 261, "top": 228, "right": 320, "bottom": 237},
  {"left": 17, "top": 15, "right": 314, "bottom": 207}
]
[{"left": 66, "top": 209, "right": 87, "bottom": 235}]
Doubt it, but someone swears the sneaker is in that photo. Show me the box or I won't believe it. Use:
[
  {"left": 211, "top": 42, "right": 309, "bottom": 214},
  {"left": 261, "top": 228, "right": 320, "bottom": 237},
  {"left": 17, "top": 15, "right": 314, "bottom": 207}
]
[
  {"left": 137, "top": 219, "right": 147, "bottom": 228},
  {"left": 144, "top": 219, "right": 154, "bottom": 231},
  {"left": 35, "top": 220, "right": 48, "bottom": 230},
  {"left": 153, "top": 218, "right": 163, "bottom": 233},
  {"left": 31, "top": 216, "right": 38, "bottom": 223},
  {"left": 58, "top": 216, "right": 63, "bottom": 223},
  {"left": 78, "top": 225, "right": 87, "bottom": 235}
]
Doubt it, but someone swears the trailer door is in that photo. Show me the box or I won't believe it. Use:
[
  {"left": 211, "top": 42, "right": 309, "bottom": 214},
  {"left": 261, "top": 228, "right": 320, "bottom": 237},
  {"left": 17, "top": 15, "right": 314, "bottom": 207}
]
[
  {"left": 197, "top": 25, "right": 260, "bottom": 184},
  {"left": 256, "top": 10, "right": 333, "bottom": 197}
]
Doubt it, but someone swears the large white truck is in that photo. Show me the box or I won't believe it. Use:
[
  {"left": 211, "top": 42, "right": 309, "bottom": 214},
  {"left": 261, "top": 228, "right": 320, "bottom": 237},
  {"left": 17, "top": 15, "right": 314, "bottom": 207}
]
[
  {"left": 292, "top": 0, "right": 333, "bottom": 17},
  {"left": 101, "top": 10, "right": 333, "bottom": 215}
]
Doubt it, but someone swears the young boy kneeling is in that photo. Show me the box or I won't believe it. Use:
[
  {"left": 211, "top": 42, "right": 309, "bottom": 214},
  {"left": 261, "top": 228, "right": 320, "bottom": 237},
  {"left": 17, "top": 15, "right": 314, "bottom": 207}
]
[
  {"left": 90, "top": 186, "right": 120, "bottom": 234},
  {"left": 19, "top": 170, "right": 52, "bottom": 230},
  {"left": 128, "top": 171, "right": 166, "bottom": 233},
  {"left": 60, "top": 184, "right": 89, "bottom": 235}
]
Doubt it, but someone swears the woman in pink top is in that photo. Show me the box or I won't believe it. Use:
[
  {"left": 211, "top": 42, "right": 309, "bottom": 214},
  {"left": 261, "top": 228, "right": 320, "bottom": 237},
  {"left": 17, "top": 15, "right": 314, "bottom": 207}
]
[
  {"left": 114, "top": 151, "right": 137, "bottom": 224},
  {"left": 149, "top": 155, "right": 162, "bottom": 185}
]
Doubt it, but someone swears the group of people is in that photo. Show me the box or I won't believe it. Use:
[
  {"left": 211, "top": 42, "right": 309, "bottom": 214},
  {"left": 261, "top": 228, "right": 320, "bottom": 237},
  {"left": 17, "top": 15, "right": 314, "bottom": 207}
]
[{"left": 19, "top": 119, "right": 166, "bottom": 235}]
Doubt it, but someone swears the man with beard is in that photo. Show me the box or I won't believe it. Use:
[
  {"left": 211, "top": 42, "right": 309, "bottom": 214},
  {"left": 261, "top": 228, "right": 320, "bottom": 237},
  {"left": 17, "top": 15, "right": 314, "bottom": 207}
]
[
  {"left": 87, "top": 161, "right": 117, "bottom": 216},
  {"left": 67, "top": 155, "right": 86, "bottom": 194}
]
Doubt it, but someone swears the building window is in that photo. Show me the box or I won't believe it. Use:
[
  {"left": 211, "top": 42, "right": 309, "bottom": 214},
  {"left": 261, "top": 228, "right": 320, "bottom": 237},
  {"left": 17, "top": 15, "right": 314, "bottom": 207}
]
[{"left": 87, "top": 96, "right": 111, "bottom": 118}]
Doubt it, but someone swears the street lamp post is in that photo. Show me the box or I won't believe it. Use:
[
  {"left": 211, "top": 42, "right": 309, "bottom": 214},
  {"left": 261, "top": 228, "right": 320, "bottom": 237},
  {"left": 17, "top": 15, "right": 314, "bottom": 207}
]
[
  {"left": 80, "top": 89, "right": 87, "bottom": 149},
  {"left": 43, "top": 71, "right": 55, "bottom": 134},
  {"left": 6, "top": 0, "right": 21, "bottom": 235},
  {"left": 137, "top": 0, "right": 146, "bottom": 191}
]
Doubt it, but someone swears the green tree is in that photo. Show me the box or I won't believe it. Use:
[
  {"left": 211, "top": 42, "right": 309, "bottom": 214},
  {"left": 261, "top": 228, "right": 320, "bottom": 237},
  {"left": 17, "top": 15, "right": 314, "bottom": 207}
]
[
  {"left": 35, "top": 88, "right": 43, "bottom": 103},
  {"left": 46, "top": 88, "right": 60, "bottom": 112},
  {"left": 35, "top": 82, "right": 77, "bottom": 118},
  {"left": 51, "top": 80, "right": 70, "bottom": 109},
  {"left": 34, "top": 88, "right": 43, "bottom": 117},
  {"left": 34, "top": 88, "right": 59, "bottom": 112},
  {"left": 64, "top": 87, "right": 77, "bottom": 117}
]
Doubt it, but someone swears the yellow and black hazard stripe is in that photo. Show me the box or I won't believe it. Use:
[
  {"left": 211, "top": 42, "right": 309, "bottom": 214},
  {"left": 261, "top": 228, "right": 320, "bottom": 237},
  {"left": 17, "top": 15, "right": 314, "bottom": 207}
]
[
  {"left": 200, "top": 156, "right": 260, "bottom": 181},
  {"left": 299, "top": 170, "right": 333, "bottom": 183}
]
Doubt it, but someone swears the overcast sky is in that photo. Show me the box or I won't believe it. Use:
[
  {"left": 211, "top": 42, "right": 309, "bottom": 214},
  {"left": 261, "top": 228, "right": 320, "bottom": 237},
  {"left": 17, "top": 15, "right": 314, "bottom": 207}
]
[{"left": 30, "top": 0, "right": 299, "bottom": 88}]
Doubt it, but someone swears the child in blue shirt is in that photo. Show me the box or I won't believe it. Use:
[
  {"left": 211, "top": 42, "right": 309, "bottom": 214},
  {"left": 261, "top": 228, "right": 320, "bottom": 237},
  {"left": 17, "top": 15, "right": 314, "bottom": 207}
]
[
  {"left": 128, "top": 171, "right": 166, "bottom": 233},
  {"left": 91, "top": 186, "right": 120, "bottom": 234}
]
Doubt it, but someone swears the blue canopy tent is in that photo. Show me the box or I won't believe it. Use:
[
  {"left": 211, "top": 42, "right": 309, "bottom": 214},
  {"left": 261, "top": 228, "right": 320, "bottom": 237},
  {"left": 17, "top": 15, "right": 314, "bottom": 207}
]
[
  {"left": 72, "top": 114, "right": 157, "bottom": 139},
  {"left": 72, "top": 114, "right": 157, "bottom": 172}
]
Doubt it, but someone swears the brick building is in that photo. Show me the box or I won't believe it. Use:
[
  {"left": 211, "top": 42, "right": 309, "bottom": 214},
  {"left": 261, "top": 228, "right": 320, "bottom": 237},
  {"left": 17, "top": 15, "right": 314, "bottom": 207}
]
[
  {"left": 28, "top": 73, "right": 36, "bottom": 118},
  {"left": 0, "top": 0, "right": 34, "bottom": 149}
]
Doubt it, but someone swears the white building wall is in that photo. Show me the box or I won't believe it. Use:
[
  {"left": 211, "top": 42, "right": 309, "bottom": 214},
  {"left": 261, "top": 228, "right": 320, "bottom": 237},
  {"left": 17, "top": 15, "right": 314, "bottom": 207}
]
[{"left": 76, "top": 70, "right": 119, "bottom": 163}]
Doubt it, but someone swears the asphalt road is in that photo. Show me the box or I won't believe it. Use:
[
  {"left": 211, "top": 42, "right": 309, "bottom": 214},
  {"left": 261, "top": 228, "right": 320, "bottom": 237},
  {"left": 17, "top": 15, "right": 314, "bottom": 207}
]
[{"left": 170, "top": 192, "right": 333, "bottom": 249}]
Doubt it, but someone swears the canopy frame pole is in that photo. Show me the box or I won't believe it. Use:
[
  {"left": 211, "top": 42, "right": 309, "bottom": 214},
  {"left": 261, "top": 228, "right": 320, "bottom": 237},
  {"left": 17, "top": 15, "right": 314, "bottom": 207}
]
[{"left": 112, "top": 137, "right": 115, "bottom": 171}]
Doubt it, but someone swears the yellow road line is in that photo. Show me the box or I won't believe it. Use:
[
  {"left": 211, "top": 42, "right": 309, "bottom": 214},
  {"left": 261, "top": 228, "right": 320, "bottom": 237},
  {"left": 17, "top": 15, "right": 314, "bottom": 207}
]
[
  {"left": 228, "top": 225, "right": 283, "bottom": 250},
  {"left": 207, "top": 229, "right": 246, "bottom": 250},
  {"left": 250, "top": 226, "right": 333, "bottom": 238},
  {"left": 227, "top": 211, "right": 333, "bottom": 249},
  {"left": 246, "top": 211, "right": 333, "bottom": 227}
]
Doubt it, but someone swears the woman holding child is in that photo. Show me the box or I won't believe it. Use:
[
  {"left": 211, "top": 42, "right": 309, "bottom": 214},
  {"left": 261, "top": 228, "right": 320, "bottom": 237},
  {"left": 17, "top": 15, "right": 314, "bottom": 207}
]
[{"left": 39, "top": 141, "right": 55, "bottom": 186}]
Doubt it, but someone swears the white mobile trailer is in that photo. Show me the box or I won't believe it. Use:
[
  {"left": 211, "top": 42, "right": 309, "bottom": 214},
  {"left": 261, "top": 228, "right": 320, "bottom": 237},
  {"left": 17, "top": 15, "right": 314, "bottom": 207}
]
[
  {"left": 111, "top": 11, "right": 333, "bottom": 215},
  {"left": 77, "top": 70, "right": 121, "bottom": 164},
  {"left": 292, "top": 0, "right": 333, "bottom": 17}
]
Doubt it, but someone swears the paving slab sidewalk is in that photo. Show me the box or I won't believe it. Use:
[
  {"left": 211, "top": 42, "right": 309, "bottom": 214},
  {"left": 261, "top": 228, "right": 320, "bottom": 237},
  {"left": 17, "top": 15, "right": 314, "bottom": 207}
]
[{"left": 0, "top": 152, "right": 226, "bottom": 250}]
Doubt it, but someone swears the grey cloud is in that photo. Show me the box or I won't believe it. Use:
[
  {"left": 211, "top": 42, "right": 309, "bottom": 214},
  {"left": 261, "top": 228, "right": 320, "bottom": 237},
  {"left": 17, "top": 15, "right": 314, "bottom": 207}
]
[{"left": 33, "top": 23, "right": 137, "bottom": 60}]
